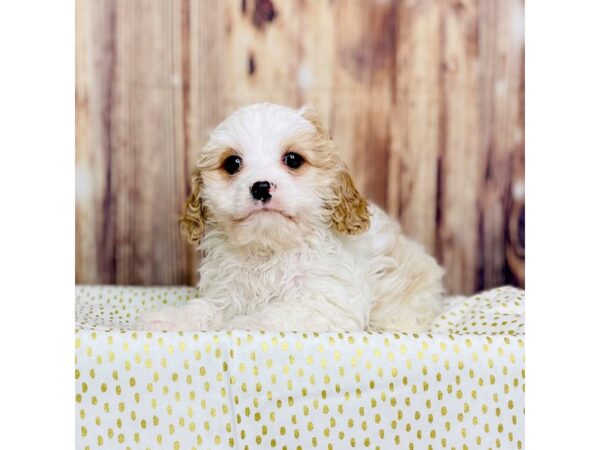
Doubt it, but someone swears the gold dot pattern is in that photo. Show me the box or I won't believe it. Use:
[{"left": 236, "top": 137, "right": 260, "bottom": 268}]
[
  {"left": 432, "top": 287, "right": 525, "bottom": 336},
  {"left": 76, "top": 286, "right": 524, "bottom": 449}
]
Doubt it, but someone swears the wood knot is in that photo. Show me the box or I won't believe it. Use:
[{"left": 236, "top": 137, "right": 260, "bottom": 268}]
[
  {"left": 252, "top": 0, "right": 277, "bottom": 30},
  {"left": 248, "top": 52, "right": 256, "bottom": 76}
]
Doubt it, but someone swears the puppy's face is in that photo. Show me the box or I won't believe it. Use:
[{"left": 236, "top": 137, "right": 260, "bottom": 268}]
[{"left": 181, "top": 103, "right": 369, "bottom": 249}]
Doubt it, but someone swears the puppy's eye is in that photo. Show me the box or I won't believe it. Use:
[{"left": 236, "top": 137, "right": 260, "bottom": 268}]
[
  {"left": 282, "top": 152, "right": 304, "bottom": 169},
  {"left": 223, "top": 155, "right": 242, "bottom": 175}
]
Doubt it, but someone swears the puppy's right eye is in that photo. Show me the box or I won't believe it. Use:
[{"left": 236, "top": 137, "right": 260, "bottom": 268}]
[{"left": 223, "top": 155, "right": 242, "bottom": 175}]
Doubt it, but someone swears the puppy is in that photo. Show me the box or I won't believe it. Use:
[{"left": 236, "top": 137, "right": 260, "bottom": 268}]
[{"left": 137, "top": 103, "right": 444, "bottom": 332}]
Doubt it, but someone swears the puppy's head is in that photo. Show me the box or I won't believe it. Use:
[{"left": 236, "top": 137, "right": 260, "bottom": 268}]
[{"left": 181, "top": 103, "right": 370, "bottom": 248}]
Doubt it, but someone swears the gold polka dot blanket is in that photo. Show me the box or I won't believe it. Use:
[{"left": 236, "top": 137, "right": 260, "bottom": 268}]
[{"left": 75, "top": 286, "right": 524, "bottom": 449}]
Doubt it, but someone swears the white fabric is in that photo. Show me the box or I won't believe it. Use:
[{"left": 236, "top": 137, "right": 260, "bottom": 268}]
[{"left": 76, "top": 286, "right": 524, "bottom": 449}]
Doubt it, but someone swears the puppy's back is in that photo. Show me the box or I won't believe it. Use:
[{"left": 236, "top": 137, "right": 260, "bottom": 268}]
[{"left": 358, "top": 205, "right": 445, "bottom": 332}]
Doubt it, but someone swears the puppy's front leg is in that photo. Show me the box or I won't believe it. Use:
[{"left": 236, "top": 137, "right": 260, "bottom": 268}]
[{"left": 135, "top": 299, "right": 223, "bottom": 331}]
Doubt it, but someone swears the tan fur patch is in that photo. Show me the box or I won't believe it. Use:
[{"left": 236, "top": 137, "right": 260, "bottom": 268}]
[
  {"left": 299, "top": 106, "right": 330, "bottom": 138},
  {"left": 300, "top": 107, "right": 370, "bottom": 235},
  {"left": 180, "top": 167, "right": 206, "bottom": 245},
  {"left": 330, "top": 169, "right": 371, "bottom": 235}
]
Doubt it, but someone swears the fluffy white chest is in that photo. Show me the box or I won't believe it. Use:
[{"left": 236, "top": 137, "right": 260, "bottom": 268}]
[{"left": 197, "top": 233, "right": 369, "bottom": 318}]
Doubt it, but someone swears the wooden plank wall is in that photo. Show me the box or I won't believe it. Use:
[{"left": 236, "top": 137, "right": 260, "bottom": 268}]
[{"left": 76, "top": 0, "right": 525, "bottom": 294}]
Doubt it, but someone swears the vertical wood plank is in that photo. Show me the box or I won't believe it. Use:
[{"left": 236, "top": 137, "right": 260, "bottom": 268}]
[
  {"left": 110, "top": 0, "right": 134, "bottom": 284},
  {"left": 436, "top": 0, "right": 481, "bottom": 294},
  {"left": 76, "top": 0, "right": 191, "bottom": 285},
  {"left": 330, "top": 0, "right": 397, "bottom": 207},
  {"left": 477, "top": 0, "right": 525, "bottom": 290},
  {"left": 291, "top": 0, "right": 335, "bottom": 119},
  {"left": 76, "top": 0, "right": 101, "bottom": 283},
  {"left": 186, "top": 0, "right": 229, "bottom": 285},
  {"left": 76, "top": 0, "right": 118, "bottom": 284},
  {"left": 110, "top": 0, "right": 188, "bottom": 285},
  {"left": 223, "top": 0, "right": 301, "bottom": 109},
  {"left": 388, "top": 0, "right": 443, "bottom": 254}
]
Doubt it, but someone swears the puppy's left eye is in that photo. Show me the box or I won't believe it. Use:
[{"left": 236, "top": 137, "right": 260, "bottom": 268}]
[
  {"left": 222, "top": 155, "right": 242, "bottom": 175},
  {"left": 282, "top": 152, "right": 305, "bottom": 169}
]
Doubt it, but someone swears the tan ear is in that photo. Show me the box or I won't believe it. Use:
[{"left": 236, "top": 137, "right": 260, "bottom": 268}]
[
  {"left": 299, "top": 106, "right": 370, "bottom": 234},
  {"left": 180, "top": 167, "right": 206, "bottom": 245},
  {"left": 299, "top": 106, "right": 327, "bottom": 135},
  {"left": 330, "top": 169, "right": 370, "bottom": 235}
]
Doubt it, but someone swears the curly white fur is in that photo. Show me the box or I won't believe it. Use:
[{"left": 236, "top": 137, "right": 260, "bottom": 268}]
[{"left": 137, "top": 103, "right": 444, "bottom": 332}]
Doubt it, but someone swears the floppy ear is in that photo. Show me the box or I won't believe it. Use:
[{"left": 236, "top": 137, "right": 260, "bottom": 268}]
[
  {"left": 180, "top": 167, "right": 206, "bottom": 245},
  {"left": 299, "top": 106, "right": 370, "bottom": 235},
  {"left": 330, "top": 168, "right": 370, "bottom": 235}
]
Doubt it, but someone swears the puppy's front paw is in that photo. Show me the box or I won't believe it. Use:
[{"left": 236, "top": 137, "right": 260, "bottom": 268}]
[
  {"left": 222, "top": 315, "right": 264, "bottom": 331},
  {"left": 136, "top": 300, "right": 221, "bottom": 331},
  {"left": 136, "top": 307, "right": 185, "bottom": 331}
]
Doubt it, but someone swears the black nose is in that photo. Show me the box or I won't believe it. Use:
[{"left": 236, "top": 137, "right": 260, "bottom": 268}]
[{"left": 250, "top": 181, "right": 272, "bottom": 202}]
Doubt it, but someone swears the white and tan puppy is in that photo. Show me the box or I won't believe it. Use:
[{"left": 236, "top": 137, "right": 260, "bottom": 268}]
[{"left": 137, "top": 103, "right": 444, "bottom": 332}]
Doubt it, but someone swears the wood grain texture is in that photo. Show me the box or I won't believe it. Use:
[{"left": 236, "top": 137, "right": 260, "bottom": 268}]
[
  {"left": 76, "top": 0, "right": 525, "bottom": 294},
  {"left": 437, "top": 0, "right": 481, "bottom": 293},
  {"left": 389, "top": 0, "right": 442, "bottom": 254}
]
